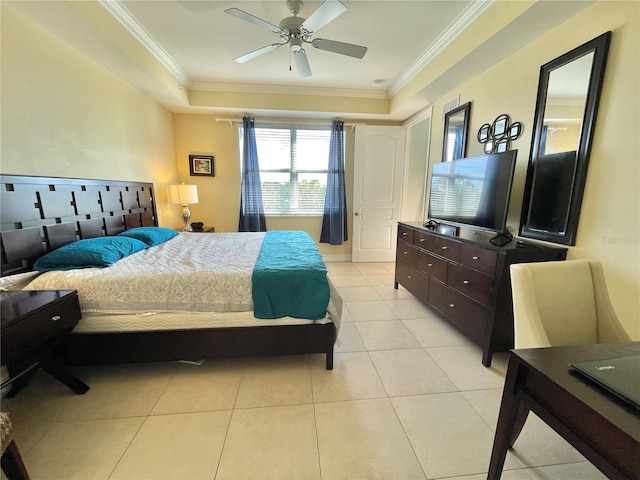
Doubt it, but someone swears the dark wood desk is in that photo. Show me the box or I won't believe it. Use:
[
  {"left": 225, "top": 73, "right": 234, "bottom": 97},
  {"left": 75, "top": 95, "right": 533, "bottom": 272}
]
[{"left": 488, "top": 343, "right": 640, "bottom": 480}]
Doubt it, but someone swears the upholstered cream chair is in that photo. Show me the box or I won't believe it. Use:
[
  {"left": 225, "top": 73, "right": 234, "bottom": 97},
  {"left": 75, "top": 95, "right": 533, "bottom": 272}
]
[
  {"left": 1, "top": 412, "right": 30, "bottom": 480},
  {"left": 510, "top": 259, "right": 632, "bottom": 349}
]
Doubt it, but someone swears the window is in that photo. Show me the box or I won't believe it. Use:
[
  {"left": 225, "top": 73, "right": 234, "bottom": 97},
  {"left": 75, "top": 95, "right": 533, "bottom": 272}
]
[{"left": 240, "top": 125, "right": 334, "bottom": 215}]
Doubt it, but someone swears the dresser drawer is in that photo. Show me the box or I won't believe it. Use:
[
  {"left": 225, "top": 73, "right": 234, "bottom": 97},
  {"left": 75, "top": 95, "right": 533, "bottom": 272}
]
[
  {"left": 398, "top": 224, "right": 415, "bottom": 244},
  {"left": 417, "top": 250, "right": 447, "bottom": 282},
  {"left": 1, "top": 294, "right": 81, "bottom": 361},
  {"left": 414, "top": 231, "right": 434, "bottom": 250},
  {"left": 460, "top": 244, "right": 498, "bottom": 275},
  {"left": 429, "top": 280, "right": 488, "bottom": 344},
  {"left": 447, "top": 263, "right": 494, "bottom": 305},
  {"left": 395, "top": 260, "right": 428, "bottom": 303},
  {"left": 433, "top": 237, "right": 461, "bottom": 262},
  {"left": 396, "top": 240, "right": 418, "bottom": 266}
]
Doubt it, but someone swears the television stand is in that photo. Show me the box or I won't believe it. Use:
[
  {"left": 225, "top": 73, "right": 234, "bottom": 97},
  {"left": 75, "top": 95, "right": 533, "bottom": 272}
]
[{"left": 394, "top": 222, "right": 567, "bottom": 366}]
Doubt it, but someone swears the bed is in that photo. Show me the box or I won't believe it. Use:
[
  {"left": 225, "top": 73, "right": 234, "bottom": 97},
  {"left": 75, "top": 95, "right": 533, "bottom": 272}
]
[{"left": 0, "top": 174, "right": 340, "bottom": 370}]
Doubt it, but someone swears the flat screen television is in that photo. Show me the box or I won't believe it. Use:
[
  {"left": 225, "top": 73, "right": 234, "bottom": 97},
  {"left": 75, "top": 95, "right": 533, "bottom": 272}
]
[{"left": 427, "top": 150, "right": 517, "bottom": 239}]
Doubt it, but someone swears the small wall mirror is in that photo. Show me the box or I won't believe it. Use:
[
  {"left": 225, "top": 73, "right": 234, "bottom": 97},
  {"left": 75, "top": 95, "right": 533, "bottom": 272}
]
[
  {"left": 442, "top": 102, "right": 470, "bottom": 162},
  {"left": 519, "top": 32, "right": 611, "bottom": 245}
]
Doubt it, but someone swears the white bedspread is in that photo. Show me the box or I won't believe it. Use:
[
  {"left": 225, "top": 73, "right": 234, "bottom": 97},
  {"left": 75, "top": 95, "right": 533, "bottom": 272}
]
[{"left": 25, "top": 232, "right": 266, "bottom": 313}]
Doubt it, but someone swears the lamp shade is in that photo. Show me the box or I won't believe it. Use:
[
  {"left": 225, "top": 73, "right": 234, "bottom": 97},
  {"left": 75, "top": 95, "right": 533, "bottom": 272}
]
[{"left": 169, "top": 184, "right": 198, "bottom": 205}]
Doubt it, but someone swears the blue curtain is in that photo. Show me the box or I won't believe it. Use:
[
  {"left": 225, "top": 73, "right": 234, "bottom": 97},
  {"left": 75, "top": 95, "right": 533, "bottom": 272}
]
[
  {"left": 452, "top": 126, "right": 464, "bottom": 160},
  {"left": 238, "top": 116, "right": 267, "bottom": 232},
  {"left": 320, "top": 120, "right": 348, "bottom": 245},
  {"left": 540, "top": 125, "right": 548, "bottom": 155}
]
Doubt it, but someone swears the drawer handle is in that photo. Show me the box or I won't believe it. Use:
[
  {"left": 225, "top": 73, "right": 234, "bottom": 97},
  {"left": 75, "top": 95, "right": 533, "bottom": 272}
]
[
  {"left": 472, "top": 256, "right": 479, "bottom": 260},
  {"left": 50, "top": 315, "right": 61, "bottom": 322},
  {"left": 441, "top": 246, "right": 448, "bottom": 250},
  {"left": 403, "top": 251, "right": 409, "bottom": 255},
  {"left": 407, "top": 275, "right": 413, "bottom": 279},
  {"left": 427, "top": 263, "right": 433, "bottom": 267},
  {"left": 402, "top": 232, "right": 408, "bottom": 236},
  {"left": 463, "top": 280, "right": 469, "bottom": 285},
  {"left": 419, "top": 238, "right": 425, "bottom": 242},
  {"left": 449, "top": 303, "right": 455, "bottom": 308}
]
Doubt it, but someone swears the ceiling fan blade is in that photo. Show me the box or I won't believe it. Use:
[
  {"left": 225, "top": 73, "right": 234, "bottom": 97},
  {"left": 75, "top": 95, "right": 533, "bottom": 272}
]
[
  {"left": 293, "top": 49, "right": 312, "bottom": 78},
  {"left": 234, "top": 44, "right": 282, "bottom": 63},
  {"left": 311, "top": 38, "right": 368, "bottom": 59},
  {"left": 224, "top": 8, "right": 281, "bottom": 34},
  {"left": 301, "top": 0, "right": 347, "bottom": 33}
]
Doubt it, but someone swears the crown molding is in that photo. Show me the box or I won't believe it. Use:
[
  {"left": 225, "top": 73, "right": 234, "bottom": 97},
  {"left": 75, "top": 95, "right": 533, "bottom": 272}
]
[
  {"left": 99, "top": 0, "right": 191, "bottom": 88},
  {"left": 389, "top": 0, "right": 493, "bottom": 97}
]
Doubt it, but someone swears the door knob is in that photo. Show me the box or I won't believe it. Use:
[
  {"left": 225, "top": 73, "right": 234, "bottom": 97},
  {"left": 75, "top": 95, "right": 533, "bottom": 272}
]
[{"left": 354, "top": 212, "right": 360, "bottom": 216}]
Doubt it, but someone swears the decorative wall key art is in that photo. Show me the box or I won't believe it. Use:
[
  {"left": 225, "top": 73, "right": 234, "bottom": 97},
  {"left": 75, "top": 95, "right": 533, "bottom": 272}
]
[{"left": 478, "top": 114, "right": 523, "bottom": 154}]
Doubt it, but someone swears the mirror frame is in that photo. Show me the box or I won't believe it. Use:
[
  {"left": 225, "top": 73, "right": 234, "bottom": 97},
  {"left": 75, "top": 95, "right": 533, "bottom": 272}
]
[
  {"left": 519, "top": 31, "right": 611, "bottom": 245},
  {"left": 442, "top": 102, "right": 470, "bottom": 162}
]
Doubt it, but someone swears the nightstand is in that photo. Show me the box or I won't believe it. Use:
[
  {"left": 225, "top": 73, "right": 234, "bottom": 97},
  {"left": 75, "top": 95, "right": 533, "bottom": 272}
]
[
  {"left": 1, "top": 290, "right": 89, "bottom": 396},
  {"left": 191, "top": 226, "right": 215, "bottom": 233}
]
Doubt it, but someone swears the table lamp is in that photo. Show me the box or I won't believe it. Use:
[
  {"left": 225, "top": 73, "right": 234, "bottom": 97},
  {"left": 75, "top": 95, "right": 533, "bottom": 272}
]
[{"left": 169, "top": 184, "right": 198, "bottom": 231}]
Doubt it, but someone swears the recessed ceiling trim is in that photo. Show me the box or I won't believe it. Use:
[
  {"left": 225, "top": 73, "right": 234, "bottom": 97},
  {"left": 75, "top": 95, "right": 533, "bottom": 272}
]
[
  {"left": 389, "top": 0, "right": 493, "bottom": 97},
  {"left": 190, "top": 81, "right": 389, "bottom": 99},
  {"left": 99, "top": 0, "right": 191, "bottom": 88}
]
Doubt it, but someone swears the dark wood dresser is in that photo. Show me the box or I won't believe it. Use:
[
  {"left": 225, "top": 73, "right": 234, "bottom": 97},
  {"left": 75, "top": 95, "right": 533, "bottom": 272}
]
[
  {"left": 1, "top": 290, "right": 89, "bottom": 395},
  {"left": 394, "top": 222, "right": 567, "bottom": 366}
]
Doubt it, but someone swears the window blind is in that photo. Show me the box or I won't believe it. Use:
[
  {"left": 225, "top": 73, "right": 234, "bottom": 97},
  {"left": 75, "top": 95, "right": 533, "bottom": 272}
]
[{"left": 241, "top": 126, "right": 332, "bottom": 215}]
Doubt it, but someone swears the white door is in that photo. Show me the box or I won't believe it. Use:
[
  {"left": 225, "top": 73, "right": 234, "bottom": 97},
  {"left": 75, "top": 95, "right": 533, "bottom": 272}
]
[{"left": 352, "top": 126, "right": 406, "bottom": 262}]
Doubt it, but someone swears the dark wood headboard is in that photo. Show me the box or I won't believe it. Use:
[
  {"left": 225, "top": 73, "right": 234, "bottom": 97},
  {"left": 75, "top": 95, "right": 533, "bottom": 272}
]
[{"left": 0, "top": 175, "right": 158, "bottom": 275}]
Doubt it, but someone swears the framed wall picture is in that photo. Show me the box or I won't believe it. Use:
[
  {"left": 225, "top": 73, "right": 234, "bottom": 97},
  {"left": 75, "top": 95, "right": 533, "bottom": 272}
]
[
  {"left": 495, "top": 139, "right": 509, "bottom": 153},
  {"left": 492, "top": 114, "right": 509, "bottom": 137},
  {"left": 189, "top": 154, "right": 215, "bottom": 177},
  {"left": 477, "top": 124, "right": 490, "bottom": 142},
  {"left": 508, "top": 122, "right": 523, "bottom": 139}
]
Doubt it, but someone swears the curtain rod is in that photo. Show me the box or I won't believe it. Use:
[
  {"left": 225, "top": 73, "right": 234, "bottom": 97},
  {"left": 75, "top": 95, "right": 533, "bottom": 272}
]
[{"left": 215, "top": 118, "right": 364, "bottom": 128}]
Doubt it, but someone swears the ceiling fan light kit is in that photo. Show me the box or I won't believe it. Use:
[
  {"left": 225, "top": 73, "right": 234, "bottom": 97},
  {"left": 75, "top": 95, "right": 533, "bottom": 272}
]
[{"left": 225, "top": 0, "right": 368, "bottom": 78}]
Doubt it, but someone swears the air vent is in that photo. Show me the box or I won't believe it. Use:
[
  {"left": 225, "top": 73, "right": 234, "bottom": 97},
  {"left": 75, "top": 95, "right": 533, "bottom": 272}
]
[{"left": 442, "top": 96, "right": 460, "bottom": 120}]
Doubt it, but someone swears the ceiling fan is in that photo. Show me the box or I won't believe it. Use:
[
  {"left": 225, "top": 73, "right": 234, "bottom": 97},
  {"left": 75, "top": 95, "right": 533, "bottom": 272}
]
[{"left": 224, "top": 0, "right": 368, "bottom": 78}]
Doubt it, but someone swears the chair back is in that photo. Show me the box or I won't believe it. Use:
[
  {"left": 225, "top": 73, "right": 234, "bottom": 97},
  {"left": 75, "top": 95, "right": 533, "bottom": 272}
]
[{"left": 511, "top": 259, "right": 599, "bottom": 347}]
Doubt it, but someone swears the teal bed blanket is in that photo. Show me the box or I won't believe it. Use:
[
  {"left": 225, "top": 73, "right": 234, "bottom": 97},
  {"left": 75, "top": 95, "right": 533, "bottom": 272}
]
[{"left": 252, "top": 231, "right": 330, "bottom": 320}]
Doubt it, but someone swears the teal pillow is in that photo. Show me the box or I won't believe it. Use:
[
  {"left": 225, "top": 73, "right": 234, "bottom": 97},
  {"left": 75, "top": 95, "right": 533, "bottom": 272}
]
[
  {"left": 34, "top": 236, "right": 148, "bottom": 271},
  {"left": 118, "top": 226, "right": 178, "bottom": 247}
]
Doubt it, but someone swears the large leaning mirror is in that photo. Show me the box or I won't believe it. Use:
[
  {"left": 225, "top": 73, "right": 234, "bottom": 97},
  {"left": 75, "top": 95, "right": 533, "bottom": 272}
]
[
  {"left": 519, "top": 32, "right": 611, "bottom": 245},
  {"left": 442, "top": 102, "right": 470, "bottom": 162}
]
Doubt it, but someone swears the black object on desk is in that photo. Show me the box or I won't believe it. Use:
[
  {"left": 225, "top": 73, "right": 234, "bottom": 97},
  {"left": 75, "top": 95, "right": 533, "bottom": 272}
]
[
  {"left": 570, "top": 355, "right": 640, "bottom": 410},
  {"left": 1, "top": 290, "right": 89, "bottom": 396}
]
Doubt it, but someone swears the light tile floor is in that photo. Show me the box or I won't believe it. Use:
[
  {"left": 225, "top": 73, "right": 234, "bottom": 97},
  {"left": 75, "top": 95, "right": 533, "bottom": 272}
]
[{"left": 0, "top": 262, "right": 608, "bottom": 480}]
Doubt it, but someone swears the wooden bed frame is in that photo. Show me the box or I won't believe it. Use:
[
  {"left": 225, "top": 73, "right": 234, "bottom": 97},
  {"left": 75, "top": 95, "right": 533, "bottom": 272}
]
[{"left": 0, "top": 174, "right": 336, "bottom": 370}]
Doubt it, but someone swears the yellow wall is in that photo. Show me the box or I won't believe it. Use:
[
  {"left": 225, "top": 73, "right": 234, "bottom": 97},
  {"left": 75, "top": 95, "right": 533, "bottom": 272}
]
[
  {"left": 172, "top": 115, "right": 240, "bottom": 233},
  {"left": 426, "top": 1, "right": 639, "bottom": 337},
  {"left": 403, "top": 116, "right": 431, "bottom": 222},
  {"left": 0, "top": 5, "right": 179, "bottom": 227},
  {"left": 190, "top": 90, "right": 389, "bottom": 116}
]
